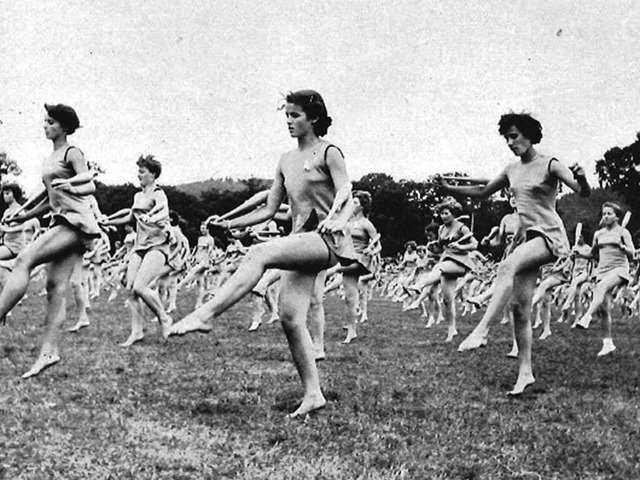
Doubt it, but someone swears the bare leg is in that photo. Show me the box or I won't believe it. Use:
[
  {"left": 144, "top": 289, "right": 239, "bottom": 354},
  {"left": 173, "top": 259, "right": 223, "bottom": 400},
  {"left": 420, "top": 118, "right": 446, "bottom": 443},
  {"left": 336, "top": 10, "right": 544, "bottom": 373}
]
[
  {"left": 22, "top": 251, "right": 81, "bottom": 379},
  {"left": 440, "top": 276, "right": 458, "bottom": 342},
  {"left": 598, "top": 295, "right": 616, "bottom": 356},
  {"left": 458, "top": 237, "right": 554, "bottom": 352},
  {"left": 121, "top": 254, "right": 145, "bottom": 346},
  {"left": 278, "top": 270, "right": 327, "bottom": 417},
  {"left": 577, "top": 274, "right": 624, "bottom": 330},
  {"left": 169, "top": 233, "right": 331, "bottom": 336},
  {"left": 131, "top": 251, "right": 173, "bottom": 340},
  {"left": 308, "top": 270, "right": 327, "bottom": 359},
  {"left": 341, "top": 274, "right": 359, "bottom": 344},
  {"left": 508, "top": 268, "right": 539, "bottom": 395},
  {"left": 68, "top": 258, "right": 91, "bottom": 332}
]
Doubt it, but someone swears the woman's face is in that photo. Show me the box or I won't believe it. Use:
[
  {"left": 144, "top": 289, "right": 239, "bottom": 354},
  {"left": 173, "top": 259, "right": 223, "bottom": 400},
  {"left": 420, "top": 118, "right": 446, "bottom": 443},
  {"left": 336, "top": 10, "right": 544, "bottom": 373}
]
[
  {"left": 200, "top": 224, "right": 208, "bottom": 234},
  {"left": 601, "top": 206, "right": 618, "bottom": 226},
  {"left": 504, "top": 125, "right": 532, "bottom": 157},
  {"left": 2, "top": 190, "right": 15, "bottom": 204},
  {"left": 352, "top": 197, "right": 362, "bottom": 213},
  {"left": 44, "top": 114, "right": 65, "bottom": 140},
  {"left": 137, "top": 166, "right": 155, "bottom": 187},
  {"left": 285, "top": 103, "right": 315, "bottom": 138},
  {"left": 439, "top": 208, "right": 454, "bottom": 225}
]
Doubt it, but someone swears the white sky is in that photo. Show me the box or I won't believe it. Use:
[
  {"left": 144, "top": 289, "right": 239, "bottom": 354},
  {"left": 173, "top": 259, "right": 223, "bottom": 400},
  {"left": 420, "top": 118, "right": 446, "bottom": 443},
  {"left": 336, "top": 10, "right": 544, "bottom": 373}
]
[{"left": 1, "top": 0, "right": 639, "bottom": 194}]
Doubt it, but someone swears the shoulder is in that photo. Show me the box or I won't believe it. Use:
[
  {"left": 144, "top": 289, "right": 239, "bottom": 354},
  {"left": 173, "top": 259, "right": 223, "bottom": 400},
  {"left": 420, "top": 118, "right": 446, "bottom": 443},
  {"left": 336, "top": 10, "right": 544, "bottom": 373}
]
[
  {"left": 323, "top": 143, "right": 344, "bottom": 163},
  {"left": 64, "top": 146, "right": 85, "bottom": 162}
]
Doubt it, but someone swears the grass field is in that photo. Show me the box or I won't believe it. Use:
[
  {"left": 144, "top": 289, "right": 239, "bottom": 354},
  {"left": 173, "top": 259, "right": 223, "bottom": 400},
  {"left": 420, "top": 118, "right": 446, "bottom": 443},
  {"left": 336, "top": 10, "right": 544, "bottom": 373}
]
[{"left": 1, "top": 285, "right": 639, "bottom": 479}]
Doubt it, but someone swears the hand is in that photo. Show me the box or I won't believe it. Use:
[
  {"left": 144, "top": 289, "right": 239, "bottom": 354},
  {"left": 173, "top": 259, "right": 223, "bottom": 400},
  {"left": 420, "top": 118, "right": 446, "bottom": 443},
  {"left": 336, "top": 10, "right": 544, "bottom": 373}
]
[
  {"left": 51, "top": 178, "right": 74, "bottom": 192},
  {"left": 205, "top": 214, "right": 221, "bottom": 225},
  {"left": 318, "top": 217, "right": 346, "bottom": 234},
  {"left": 480, "top": 236, "right": 490, "bottom": 246},
  {"left": 569, "top": 163, "right": 585, "bottom": 179}
]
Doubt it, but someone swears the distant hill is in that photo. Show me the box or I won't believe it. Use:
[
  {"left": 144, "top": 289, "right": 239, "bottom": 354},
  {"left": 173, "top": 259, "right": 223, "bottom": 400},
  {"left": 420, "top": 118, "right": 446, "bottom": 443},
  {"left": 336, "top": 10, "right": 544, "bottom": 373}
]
[{"left": 174, "top": 177, "right": 272, "bottom": 198}]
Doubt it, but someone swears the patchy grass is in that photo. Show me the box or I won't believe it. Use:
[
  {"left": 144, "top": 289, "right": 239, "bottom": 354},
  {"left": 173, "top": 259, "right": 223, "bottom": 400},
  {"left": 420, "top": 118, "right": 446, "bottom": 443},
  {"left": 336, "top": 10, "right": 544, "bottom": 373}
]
[{"left": 1, "top": 286, "right": 639, "bottom": 479}]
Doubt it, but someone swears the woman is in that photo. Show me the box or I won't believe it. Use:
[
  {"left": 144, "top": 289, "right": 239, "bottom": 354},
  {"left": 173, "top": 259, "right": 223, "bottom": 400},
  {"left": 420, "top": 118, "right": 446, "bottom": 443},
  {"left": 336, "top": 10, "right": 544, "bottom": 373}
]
[
  {"left": 404, "top": 197, "right": 478, "bottom": 342},
  {"left": 178, "top": 222, "right": 216, "bottom": 308},
  {"left": 328, "top": 190, "right": 380, "bottom": 344},
  {"left": 575, "top": 203, "right": 634, "bottom": 356},
  {"left": 101, "top": 155, "right": 173, "bottom": 346},
  {"left": 0, "top": 103, "right": 101, "bottom": 378},
  {"left": 169, "top": 90, "right": 355, "bottom": 418},
  {"left": 437, "top": 112, "right": 590, "bottom": 394},
  {"left": 0, "top": 183, "right": 41, "bottom": 267}
]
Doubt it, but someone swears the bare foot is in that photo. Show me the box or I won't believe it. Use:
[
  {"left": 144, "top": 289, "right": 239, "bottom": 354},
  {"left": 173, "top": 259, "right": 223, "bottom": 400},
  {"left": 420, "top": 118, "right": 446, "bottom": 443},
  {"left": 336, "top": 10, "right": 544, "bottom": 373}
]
[
  {"left": 597, "top": 339, "right": 616, "bottom": 357},
  {"left": 574, "top": 314, "right": 592, "bottom": 330},
  {"left": 266, "top": 314, "right": 279, "bottom": 324},
  {"left": 68, "top": 320, "right": 90, "bottom": 333},
  {"left": 505, "top": 347, "right": 519, "bottom": 358},
  {"left": 507, "top": 374, "right": 535, "bottom": 396},
  {"left": 248, "top": 320, "right": 262, "bottom": 332},
  {"left": 445, "top": 327, "right": 458, "bottom": 343},
  {"left": 286, "top": 394, "right": 327, "bottom": 419},
  {"left": 539, "top": 329, "right": 552, "bottom": 340},
  {"left": 458, "top": 331, "right": 488, "bottom": 351},
  {"left": 21, "top": 353, "right": 61, "bottom": 379},
  {"left": 168, "top": 314, "right": 212, "bottom": 337},
  {"left": 119, "top": 332, "right": 145, "bottom": 347},
  {"left": 342, "top": 328, "right": 357, "bottom": 344},
  {"left": 315, "top": 349, "right": 326, "bottom": 362}
]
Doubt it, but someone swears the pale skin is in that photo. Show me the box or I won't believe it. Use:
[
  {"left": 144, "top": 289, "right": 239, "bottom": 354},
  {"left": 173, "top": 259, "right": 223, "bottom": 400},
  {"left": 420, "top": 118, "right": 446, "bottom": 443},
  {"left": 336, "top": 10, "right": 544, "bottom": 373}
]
[
  {"left": 436, "top": 123, "right": 590, "bottom": 395},
  {"left": 0, "top": 111, "right": 97, "bottom": 378},
  {"left": 575, "top": 207, "right": 635, "bottom": 356},
  {"left": 169, "top": 100, "right": 354, "bottom": 417},
  {"left": 339, "top": 199, "right": 380, "bottom": 344},
  {"left": 405, "top": 209, "right": 477, "bottom": 342},
  {"left": 101, "top": 166, "right": 173, "bottom": 346}
]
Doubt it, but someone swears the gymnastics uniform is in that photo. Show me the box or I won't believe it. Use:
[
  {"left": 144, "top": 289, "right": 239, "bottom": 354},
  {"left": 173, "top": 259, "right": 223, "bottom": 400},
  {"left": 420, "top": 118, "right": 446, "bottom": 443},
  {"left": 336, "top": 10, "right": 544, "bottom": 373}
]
[
  {"left": 350, "top": 217, "right": 380, "bottom": 275},
  {"left": 279, "top": 141, "right": 356, "bottom": 265},
  {"left": 506, "top": 157, "right": 569, "bottom": 259},
  {"left": 592, "top": 226, "right": 632, "bottom": 284},
  {"left": 437, "top": 220, "right": 478, "bottom": 272},
  {"left": 167, "top": 226, "right": 190, "bottom": 272},
  {"left": 131, "top": 186, "right": 171, "bottom": 260},
  {"left": 41, "top": 146, "right": 101, "bottom": 249}
]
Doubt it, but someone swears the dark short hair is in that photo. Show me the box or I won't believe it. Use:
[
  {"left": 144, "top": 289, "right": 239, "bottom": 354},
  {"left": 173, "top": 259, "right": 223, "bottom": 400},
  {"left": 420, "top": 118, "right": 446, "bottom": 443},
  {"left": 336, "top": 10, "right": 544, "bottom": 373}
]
[
  {"left": 44, "top": 103, "right": 80, "bottom": 135},
  {"left": 286, "top": 90, "right": 332, "bottom": 137},
  {"left": 136, "top": 154, "right": 162, "bottom": 179},
  {"left": 2, "top": 182, "right": 25, "bottom": 204},
  {"left": 353, "top": 190, "right": 372, "bottom": 217},
  {"left": 498, "top": 113, "right": 543, "bottom": 144}
]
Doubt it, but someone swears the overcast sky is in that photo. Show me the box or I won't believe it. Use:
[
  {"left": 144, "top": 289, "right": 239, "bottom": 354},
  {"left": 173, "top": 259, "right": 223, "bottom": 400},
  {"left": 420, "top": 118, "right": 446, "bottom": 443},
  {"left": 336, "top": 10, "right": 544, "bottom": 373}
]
[{"left": 1, "top": 0, "right": 639, "bottom": 193}]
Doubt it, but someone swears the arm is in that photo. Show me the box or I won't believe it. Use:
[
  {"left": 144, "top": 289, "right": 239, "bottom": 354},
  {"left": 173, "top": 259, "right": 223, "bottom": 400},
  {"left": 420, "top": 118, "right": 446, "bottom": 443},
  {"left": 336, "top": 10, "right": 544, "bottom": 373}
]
[
  {"left": 620, "top": 229, "right": 635, "bottom": 259},
  {"left": 318, "top": 147, "right": 355, "bottom": 232},
  {"left": 214, "top": 165, "right": 286, "bottom": 230},
  {"left": 549, "top": 160, "right": 590, "bottom": 197},
  {"left": 58, "top": 148, "right": 97, "bottom": 196},
  {"left": 438, "top": 169, "right": 509, "bottom": 200},
  {"left": 102, "top": 208, "right": 134, "bottom": 226}
]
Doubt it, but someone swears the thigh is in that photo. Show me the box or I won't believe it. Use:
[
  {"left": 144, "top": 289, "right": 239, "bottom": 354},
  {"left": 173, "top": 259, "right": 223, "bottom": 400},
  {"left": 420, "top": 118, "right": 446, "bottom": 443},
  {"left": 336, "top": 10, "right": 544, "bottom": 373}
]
[
  {"left": 504, "top": 236, "right": 556, "bottom": 275},
  {"left": 125, "top": 253, "right": 143, "bottom": 289},
  {"left": 438, "top": 260, "right": 467, "bottom": 278},
  {"left": 133, "top": 250, "right": 168, "bottom": 288},
  {"left": 512, "top": 269, "right": 540, "bottom": 307},
  {"left": 278, "top": 270, "right": 318, "bottom": 318},
  {"left": 18, "top": 225, "right": 84, "bottom": 269},
  {"left": 46, "top": 251, "right": 83, "bottom": 290},
  {"left": 252, "top": 233, "right": 334, "bottom": 272}
]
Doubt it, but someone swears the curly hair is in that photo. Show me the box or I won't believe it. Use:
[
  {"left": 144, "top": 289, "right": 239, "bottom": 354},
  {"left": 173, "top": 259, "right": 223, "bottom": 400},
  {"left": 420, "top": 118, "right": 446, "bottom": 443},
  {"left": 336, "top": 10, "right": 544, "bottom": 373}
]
[
  {"left": 353, "top": 190, "right": 372, "bottom": 217},
  {"left": 498, "top": 112, "right": 543, "bottom": 144},
  {"left": 436, "top": 196, "right": 463, "bottom": 216},
  {"left": 136, "top": 154, "right": 162, "bottom": 179},
  {"left": 286, "top": 90, "right": 333, "bottom": 137}
]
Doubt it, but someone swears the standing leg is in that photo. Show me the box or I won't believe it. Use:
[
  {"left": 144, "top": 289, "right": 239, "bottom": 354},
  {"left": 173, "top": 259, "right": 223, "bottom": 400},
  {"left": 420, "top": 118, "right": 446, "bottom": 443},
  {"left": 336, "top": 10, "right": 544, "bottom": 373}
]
[
  {"left": 22, "top": 251, "right": 82, "bottom": 379},
  {"left": 440, "top": 276, "right": 458, "bottom": 342},
  {"left": 308, "top": 270, "right": 327, "bottom": 359},
  {"left": 508, "top": 267, "right": 539, "bottom": 395},
  {"left": 341, "top": 273, "right": 360, "bottom": 344},
  {"left": 278, "top": 270, "right": 326, "bottom": 418}
]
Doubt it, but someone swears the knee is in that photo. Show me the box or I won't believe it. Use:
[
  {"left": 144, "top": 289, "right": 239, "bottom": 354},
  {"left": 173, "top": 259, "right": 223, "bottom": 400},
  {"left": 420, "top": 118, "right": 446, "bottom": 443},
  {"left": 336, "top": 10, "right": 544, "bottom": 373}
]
[
  {"left": 46, "top": 278, "right": 67, "bottom": 297},
  {"left": 243, "top": 244, "right": 270, "bottom": 268}
]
